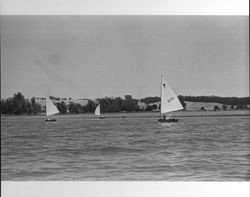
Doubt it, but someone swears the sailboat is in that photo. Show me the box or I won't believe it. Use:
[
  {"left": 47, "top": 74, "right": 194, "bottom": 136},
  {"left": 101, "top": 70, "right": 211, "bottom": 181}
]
[
  {"left": 45, "top": 97, "right": 59, "bottom": 122},
  {"left": 95, "top": 104, "right": 105, "bottom": 119},
  {"left": 158, "top": 75, "right": 184, "bottom": 123}
]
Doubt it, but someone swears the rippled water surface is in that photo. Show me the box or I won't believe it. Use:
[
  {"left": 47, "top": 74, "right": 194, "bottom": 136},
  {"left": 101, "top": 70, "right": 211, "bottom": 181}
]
[{"left": 1, "top": 111, "right": 250, "bottom": 180}]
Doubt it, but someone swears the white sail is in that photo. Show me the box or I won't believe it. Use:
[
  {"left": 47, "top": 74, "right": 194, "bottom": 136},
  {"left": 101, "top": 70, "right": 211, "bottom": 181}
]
[
  {"left": 95, "top": 104, "right": 101, "bottom": 116},
  {"left": 46, "top": 97, "right": 59, "bottom": 116},
  {"left": 160, "top": 75, "right": 183, "bottom": 114}
]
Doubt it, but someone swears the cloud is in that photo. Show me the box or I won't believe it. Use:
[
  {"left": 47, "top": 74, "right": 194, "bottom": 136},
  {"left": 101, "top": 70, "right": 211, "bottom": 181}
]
[
  {"left": 33, "top": 51, "right": 79, "bottom": 89},
  {"left": 34, "top": 55, "right": 64, "bottom": 82},
  {"left": 47, "top": 51, "right": 62, "bottom": 67}
]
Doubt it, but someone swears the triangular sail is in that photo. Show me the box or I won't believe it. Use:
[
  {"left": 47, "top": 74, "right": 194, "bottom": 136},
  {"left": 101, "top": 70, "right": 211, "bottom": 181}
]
[
  {"left": 46, "top": 97, "right": 59, "bottom": 116},
  {"left": 160, "top": 75, "right": 183, "bottom": 114},
  {"left": 95, "top": 104, "right": 101, "bottom": 116}
]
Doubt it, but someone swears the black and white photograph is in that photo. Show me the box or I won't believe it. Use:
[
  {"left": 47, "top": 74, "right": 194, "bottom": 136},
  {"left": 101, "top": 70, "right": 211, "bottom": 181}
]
[{"left": 1, "top": 0, "right": 249, "bottom": 196}]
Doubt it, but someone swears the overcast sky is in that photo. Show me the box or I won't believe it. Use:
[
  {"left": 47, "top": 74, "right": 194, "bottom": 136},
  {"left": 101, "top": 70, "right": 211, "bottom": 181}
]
[{"left": 1, "top": 16, "right": 249, "bottom": 99}]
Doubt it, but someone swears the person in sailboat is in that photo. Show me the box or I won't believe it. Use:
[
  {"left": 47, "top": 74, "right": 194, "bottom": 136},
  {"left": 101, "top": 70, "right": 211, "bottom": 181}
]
[
  {"left": 163, "top": 113, "right": 173, "bottom": 121},
  {"left": 167, "top": 114, "right": 173, "bottom": 120}
]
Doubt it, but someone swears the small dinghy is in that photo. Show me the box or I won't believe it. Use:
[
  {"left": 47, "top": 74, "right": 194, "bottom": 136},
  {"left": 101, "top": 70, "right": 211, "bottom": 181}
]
[
  {"left": 95, "top": 104, "right": 106, "bottom": 119},
  {"left": 158, "top": 115, "right": 178, "bottom": 123},
  {"left": 45, "top": 97, "right": 59, "bottom": 122},
  {"left": 158, "top": 75, "right": 183, "bottom": 124}
]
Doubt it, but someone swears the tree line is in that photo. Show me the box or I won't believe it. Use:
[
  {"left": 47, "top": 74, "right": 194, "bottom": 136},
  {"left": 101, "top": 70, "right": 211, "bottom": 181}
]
[
  {"left": 180, "top": 95, "right": 249, "bottom": 105},
  {"left": 52, "top": 95, "right": 141, "bottom": 114},
  {"left": 140, "top": 95, "right": 249, "bottom": 109},
  {"left": 140, "top": 96, "right": 186, "bottom": 109},
  {"left": 179, "top": 95, "right": 250, "bottom": 109},
  {"left": 0, "top": 93, "right": 142, "bottom": 115},
  {"left": 1, "top": 92, "right": 249, "bottom": 115},
  {"left": 1, "top": 92, "right": 42, "bottom": 115}
]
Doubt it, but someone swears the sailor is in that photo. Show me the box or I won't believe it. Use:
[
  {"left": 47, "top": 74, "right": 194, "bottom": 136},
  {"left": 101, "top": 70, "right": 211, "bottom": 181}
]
[{"left": 163, "top": 114, "right": 166, "bottom": 120}]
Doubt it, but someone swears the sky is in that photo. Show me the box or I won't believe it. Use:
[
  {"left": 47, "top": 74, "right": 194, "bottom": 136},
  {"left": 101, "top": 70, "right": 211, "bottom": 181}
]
[{"left": 1, "top": 16, "right": 249, "bottom": 99}]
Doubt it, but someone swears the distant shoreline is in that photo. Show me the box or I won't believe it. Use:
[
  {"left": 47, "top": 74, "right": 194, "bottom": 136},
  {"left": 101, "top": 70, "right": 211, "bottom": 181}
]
[{"left": 1, "top": 110, "right": 249, "bottom": 119}]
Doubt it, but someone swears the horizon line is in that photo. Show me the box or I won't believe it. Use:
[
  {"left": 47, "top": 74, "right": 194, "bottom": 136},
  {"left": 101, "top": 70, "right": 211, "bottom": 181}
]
[{"left": 1, "top": 92, "right": 249, "bottom": 100}]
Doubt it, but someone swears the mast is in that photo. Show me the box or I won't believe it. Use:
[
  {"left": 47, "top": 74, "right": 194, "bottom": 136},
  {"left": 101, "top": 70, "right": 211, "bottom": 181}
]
[{"left": 160, "top": 75, "right": 162, "bottom": 118}]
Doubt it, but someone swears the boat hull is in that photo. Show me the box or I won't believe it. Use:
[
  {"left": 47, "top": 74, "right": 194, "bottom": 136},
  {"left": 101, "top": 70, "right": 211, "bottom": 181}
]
[
  {"left": 98, "top": 116, "right": 106, "bottom": 119},
  {"left": 45, "top": 118, "right": 56, "bottom": 122},
  {"left": 158, "top": 118, "right": 178, "bottom": 123}
]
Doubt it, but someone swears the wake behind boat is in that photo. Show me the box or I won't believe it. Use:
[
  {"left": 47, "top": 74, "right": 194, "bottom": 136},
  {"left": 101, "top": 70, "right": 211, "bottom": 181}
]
[
  {"left": 158, "top": 75, "right": 183, "bottom": 124},
  {"left": 45, "top": 97, "right": 59, "bottom": 122}
]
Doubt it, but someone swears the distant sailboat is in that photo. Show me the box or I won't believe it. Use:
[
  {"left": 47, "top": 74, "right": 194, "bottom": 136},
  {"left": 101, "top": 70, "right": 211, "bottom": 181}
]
[
  {"left": 158, "top": 75, "right": 184, "bottom": 123},
  {"left": 95, "top": 104, "right": 105, "bottom": 119},
  {"left": 45, "top": 97, "right": 59, "bottom": 122}
]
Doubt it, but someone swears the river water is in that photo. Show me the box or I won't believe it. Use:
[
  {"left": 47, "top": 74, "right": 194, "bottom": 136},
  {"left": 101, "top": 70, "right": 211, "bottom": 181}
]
[{"left": 1, "top": 111, "right": 249, "bottom": 180}]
